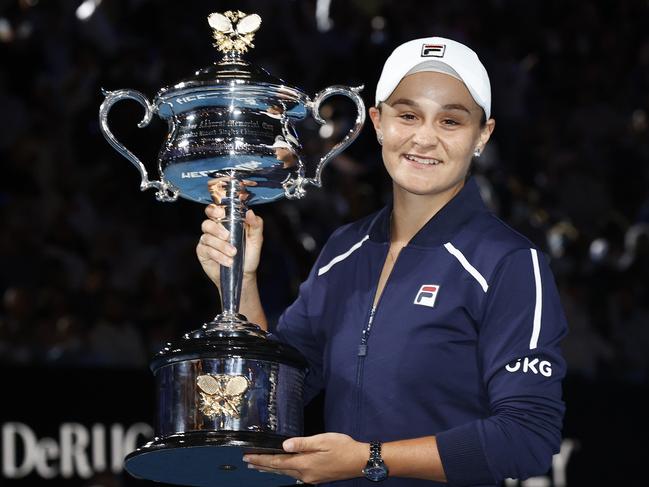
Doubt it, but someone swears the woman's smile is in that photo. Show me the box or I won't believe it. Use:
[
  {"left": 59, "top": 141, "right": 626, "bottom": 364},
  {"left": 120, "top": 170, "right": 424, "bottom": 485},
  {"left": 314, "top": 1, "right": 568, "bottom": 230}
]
[{"left": 402, "top": 153, "right": 443, "bottom": 166}]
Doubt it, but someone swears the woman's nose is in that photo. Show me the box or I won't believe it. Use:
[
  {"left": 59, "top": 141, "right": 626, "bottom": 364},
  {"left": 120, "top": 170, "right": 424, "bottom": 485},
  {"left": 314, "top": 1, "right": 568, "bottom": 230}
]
[{"left": 411, "top": 124, "right": 439, "bottom": 148}]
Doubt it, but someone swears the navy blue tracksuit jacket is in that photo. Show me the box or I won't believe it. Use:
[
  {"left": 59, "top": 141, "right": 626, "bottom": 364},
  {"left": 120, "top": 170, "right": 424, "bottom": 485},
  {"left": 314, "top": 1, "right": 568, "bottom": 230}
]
[{"left": 273, "top": 177, "right": 567, "bottom": 486}]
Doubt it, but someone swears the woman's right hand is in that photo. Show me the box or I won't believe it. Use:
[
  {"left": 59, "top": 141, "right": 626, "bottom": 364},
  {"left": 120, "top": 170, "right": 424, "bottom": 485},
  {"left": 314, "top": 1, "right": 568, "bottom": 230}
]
[{"left": 196, "top": 204, "right": 264, "bottom": 288}]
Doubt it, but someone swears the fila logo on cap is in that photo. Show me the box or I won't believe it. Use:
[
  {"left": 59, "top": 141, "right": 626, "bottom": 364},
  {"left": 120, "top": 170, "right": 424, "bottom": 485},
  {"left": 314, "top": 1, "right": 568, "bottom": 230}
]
[
  {"left": 421, "top": 44, "right": 446, "bottom": 58},
  {"left": 414, "top": 284, "right": 440, "bottom": 308}
]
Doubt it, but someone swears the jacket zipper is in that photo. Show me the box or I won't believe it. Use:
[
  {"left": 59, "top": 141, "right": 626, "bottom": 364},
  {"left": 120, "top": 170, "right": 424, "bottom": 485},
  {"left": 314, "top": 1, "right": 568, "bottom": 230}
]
[
  {"left": 353, "top": 245, "right": 399, "bottom": 439},
  {"left": 353, "top": 305, "right": 376, "bottom": 435}
]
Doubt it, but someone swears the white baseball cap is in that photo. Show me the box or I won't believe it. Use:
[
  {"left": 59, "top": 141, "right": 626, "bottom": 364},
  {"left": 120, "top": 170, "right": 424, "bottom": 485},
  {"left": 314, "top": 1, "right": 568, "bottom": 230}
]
[{"left": 375, "top": 36, "right": 491, "bottom": 119}]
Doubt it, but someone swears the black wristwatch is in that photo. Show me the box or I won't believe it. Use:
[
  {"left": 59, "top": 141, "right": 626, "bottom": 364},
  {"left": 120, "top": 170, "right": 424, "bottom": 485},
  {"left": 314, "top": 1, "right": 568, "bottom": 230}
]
[{"left": 362, "top": 441, "right": 389, "bottom": 482}]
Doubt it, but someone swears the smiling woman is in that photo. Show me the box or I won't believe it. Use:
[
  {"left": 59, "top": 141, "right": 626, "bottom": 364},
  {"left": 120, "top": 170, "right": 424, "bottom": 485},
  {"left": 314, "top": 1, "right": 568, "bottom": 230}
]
[
  {"left": 370, "top": 71, "right": 494, "bottom": 204},
  {"left": 197, "top": 35, "right": 567, "bottom": 487}
]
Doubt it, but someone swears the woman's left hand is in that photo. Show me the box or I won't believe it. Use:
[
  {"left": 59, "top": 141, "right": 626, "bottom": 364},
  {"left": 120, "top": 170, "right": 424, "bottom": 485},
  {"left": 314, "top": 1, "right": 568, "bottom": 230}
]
[{"left": 243, "top": 433, "right": 368, "bottom": 484}]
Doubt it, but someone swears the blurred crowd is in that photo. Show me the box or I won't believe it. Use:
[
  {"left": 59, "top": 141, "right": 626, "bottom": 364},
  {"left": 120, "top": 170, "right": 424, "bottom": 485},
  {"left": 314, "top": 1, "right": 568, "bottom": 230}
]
[{"left": 1, "top": 0, "right": 649, "bottom": 385}]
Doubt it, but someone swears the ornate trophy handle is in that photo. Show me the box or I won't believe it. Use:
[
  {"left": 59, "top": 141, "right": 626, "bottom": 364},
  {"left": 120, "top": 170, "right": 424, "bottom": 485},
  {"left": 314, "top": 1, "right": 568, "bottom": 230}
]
[
  {"left": 99, "top": 89, "right": 179, "bottom": 202},
  {"left": 284, "top": 85, "right": 366, "bottom": 199}
]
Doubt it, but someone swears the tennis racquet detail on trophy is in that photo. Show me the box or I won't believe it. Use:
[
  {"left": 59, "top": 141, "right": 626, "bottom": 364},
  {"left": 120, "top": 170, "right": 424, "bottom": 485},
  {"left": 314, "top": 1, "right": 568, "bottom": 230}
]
[{"left": 98, "top": 10, "right": 365, "bottom": 487}]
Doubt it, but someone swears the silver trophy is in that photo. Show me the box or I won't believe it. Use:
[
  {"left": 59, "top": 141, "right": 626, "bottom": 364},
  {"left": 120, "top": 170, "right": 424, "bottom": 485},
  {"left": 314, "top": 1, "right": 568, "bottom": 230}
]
[{"left": 99, "top": 10, "right": 365, "bottom": 487}]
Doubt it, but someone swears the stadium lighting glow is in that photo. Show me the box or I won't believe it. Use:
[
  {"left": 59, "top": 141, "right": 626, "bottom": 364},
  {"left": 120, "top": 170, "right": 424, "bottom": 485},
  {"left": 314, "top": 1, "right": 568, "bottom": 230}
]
[
  {"left": 316, "top": 0, "right": 332, "bottom": 32},
  {"left": 76, "top": 0, "right": 102, "bottom": 21}
]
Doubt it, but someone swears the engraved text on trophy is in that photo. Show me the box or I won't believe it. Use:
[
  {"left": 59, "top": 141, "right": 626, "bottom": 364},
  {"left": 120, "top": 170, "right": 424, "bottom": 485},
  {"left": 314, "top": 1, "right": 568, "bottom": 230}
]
[{"left": 161, "top": 107, "right": 288, "bottom": 164}]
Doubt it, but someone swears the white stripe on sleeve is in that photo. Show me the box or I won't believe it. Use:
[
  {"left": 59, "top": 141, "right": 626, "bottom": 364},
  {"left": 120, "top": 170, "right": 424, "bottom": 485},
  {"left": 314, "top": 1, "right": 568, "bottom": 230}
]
[
  {"left": 443, "top": 242, "right": 489, "bottom": 293},
  {"left": 529, "top": 248, "right": 543, "bottom": 349},
  {"left": 318, "top": 235, "right": 370, "bottom": 276}
]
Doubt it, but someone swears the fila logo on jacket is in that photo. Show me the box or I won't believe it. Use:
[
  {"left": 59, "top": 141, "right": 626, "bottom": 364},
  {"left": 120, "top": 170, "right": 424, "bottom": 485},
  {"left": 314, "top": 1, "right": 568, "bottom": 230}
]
[{"left": 414, "top": 284, "right": 441, "bottom": 308}]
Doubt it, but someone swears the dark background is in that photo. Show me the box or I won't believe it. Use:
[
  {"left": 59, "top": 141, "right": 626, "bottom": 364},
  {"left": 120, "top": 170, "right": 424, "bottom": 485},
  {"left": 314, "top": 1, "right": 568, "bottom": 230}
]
[{"left": 1, "top": 0, "right": 649, "bottom": 485}]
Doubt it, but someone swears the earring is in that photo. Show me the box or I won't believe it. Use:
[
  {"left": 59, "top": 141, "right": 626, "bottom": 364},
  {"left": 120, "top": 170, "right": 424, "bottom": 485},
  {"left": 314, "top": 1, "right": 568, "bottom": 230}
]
[
  {"left": 377, "top": 133, "right": 383, "bottom": 145},
  {"left": 473, "top": 148, "right": 481, "bottom": 158}
]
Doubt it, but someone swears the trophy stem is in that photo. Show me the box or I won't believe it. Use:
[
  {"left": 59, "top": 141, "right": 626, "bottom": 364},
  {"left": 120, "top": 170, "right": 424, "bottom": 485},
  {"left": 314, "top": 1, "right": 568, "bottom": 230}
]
[
  {"left": 221, "top": 176, "right": 246, "bottom": 319},
  {"left": 205, "top": 172, "right": 250, "bottom": 331}
]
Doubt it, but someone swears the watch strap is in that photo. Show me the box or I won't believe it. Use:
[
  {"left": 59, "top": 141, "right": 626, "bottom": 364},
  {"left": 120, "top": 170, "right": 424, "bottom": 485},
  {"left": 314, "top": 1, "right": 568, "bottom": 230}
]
[{"left": 369, "top": 441, "right": 383, "bottom": 461}]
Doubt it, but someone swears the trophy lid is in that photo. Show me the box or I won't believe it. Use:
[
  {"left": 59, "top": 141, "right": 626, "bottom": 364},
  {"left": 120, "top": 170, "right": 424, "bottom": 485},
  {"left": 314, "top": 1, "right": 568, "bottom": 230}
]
[
  {"left": 150, "top": 334, "right": 309, "bottom": 371},
  {"left": 154, "top": 11, "right": 309, "bottom": 118}
]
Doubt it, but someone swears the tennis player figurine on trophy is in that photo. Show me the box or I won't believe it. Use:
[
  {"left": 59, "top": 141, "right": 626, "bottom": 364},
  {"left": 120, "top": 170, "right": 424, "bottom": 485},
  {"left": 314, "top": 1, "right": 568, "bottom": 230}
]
[{"left": 99, "top": 10, "right": 365, "bottom": 487}]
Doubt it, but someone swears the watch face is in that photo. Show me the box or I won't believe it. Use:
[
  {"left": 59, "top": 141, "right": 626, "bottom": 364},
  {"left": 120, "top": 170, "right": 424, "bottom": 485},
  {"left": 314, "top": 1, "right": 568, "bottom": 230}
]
[{"left": 364, "top": 465, "right": 388, "bottom": 482}]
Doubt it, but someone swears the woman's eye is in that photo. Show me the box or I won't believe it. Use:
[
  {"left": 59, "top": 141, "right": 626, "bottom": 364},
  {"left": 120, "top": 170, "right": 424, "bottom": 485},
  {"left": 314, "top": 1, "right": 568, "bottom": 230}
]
[
  {"left": 442, "top": 119, "right": 460, "bottom": 126},
  {"left": 399, "top": 113, "right": 417, "bottom": 121}
]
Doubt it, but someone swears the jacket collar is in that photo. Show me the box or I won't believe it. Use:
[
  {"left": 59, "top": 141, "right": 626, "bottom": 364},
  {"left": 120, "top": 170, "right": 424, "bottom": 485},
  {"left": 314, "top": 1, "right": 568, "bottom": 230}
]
[{"left": 368, "top": 176, "right": 489, "bottom": 247}]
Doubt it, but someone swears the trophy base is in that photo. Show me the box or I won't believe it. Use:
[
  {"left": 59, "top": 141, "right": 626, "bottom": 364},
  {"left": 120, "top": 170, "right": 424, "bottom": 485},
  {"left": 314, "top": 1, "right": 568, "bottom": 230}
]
[{"left": 125, "top": 431, "right": 298, "bottom": 486}]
